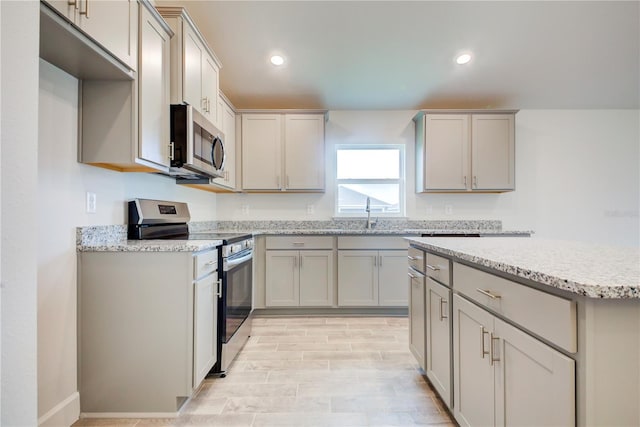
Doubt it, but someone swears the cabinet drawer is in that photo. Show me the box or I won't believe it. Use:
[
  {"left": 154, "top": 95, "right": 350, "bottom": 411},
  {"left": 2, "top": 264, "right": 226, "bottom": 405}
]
[
  {"left": 408, "top": 246, "right": 425, "bottom": 273},
  {"left": 453, "top": 262, "right": 577, "bottom": 353},
  {"left": 194, "top": 249, "right": 217, "bottom": 279},
  {"left": 426, "top": 253, "right": 450, "bottom": 287},
  {"left": 338, "top": 236, "right": 408, "bottom": 250},
  {"left": 266, "top": 236, "right": 334, "bottom": 250}
]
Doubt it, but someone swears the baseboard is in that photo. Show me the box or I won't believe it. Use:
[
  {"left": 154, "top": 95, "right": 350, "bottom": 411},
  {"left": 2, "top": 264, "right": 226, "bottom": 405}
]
[
  {"left": 253, "top": 307, "right": 408, "bottom": 316},
  {"left": 79, "top": 411, "right": 179, "bottom": 419},
  {"left": 38, "top": 392, "right": 80, "bottom": 427}
]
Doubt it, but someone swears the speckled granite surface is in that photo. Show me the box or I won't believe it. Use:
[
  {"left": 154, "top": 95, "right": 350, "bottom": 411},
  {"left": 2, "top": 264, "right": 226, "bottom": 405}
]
[
  {"left": 76, "top": 225, "right": 220, "bottom": 252},
  {"left": 406, "top": 237, "right": 640, "bottom": 299},
  {"left": 77, "top": 219, "right": 530, "bottom": 251}
]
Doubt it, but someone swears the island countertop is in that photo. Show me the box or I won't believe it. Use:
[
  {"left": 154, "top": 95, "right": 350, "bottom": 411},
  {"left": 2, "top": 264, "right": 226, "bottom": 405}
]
[{"left": 406, "top": 237, "right": 640, "bottom": 299}]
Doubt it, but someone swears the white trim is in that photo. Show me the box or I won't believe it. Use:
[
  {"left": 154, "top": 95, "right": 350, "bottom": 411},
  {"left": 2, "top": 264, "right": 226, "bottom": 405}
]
[{"left": 38, "top": 392, "right": 80, "bottom": 427}]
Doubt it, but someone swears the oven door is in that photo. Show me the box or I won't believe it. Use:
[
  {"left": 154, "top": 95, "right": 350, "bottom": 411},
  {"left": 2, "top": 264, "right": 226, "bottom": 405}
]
[{"left": 221, "top": 249, "right": 252, "bottom": 343}]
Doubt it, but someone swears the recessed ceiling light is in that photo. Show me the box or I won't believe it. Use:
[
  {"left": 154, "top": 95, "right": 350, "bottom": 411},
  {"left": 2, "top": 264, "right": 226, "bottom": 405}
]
[
  {"left": 270, "top": 55, "right": 285, "bottom": 66},
  {"left": 456, "top": 53, "right": 472, "bottom": 65}
]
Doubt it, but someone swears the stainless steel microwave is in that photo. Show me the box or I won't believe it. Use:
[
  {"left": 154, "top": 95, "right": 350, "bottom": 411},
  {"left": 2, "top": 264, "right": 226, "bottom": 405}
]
[{"left": 169, "top": 104, "right": 225, "bottom": 179}]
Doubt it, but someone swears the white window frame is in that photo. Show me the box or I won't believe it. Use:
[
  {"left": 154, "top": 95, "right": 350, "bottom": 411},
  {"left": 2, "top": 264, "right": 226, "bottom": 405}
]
[{"left": 334, "top": 144, "right": 406, "bottom": 217}]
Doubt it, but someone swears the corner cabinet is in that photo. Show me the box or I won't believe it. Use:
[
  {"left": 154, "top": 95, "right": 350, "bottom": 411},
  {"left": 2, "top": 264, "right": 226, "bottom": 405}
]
[
  {"left": 157, "top": 7, "right": 222, "bottom": 125},
  {"left": 241, "top": 112, "right": 326, "bottom": 192},
  {"left": 414, "top": 110, "right": 517, "bottom": 192},
  {"left": 79, "top": 1, "right": 173, "bottom": 172},
  {"left": 265, "top": 236, "right": 334, "bottom": 307}
]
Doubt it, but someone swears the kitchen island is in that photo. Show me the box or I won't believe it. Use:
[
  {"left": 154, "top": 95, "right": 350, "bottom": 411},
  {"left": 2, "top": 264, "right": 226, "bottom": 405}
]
[{"left": 406, "top": 236, "right": 640, "bottom": 427}]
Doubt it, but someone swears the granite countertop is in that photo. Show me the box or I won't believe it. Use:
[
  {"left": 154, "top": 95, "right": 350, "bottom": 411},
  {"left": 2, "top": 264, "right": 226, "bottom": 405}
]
[
  {"left": 406, "top": 237, "right": 640, "bottom": 299},
  {"left": 78, "top": 239, "right": 222, "bottom": 252},
  {"left": 245, "top": 229, "right": 531, "bottom": 236}
]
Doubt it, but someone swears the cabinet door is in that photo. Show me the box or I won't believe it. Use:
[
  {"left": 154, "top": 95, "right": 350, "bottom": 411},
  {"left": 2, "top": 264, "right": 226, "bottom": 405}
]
[
  {"left": 183, "top": 25, "right": 203, "bottom": 114},
  {"left": 265, "top": 250, "right": 299, "bottom": 306},
  {"left": 408, "top": 270, "right": 426, "bottom": 370},
  {"left": 337, "top": 250, "right": 378, "bottom": 306},
  {"left": 201, "top": 55, "right": 219, "bottom": 123},
  {"left": 193, "top": 273, "right": 217, "bottom": 388},
  {"left": 426, "top": 278, "right": 452, "bottom": 409},
  {"left": 299, "top": 250, "right": 334, "bottom": 307},
  {"left": 284, "top": 114, "right": 325, "bottom": 190},
  {"left": 424, "top": 114, "right": 469, "bottom": 191},
  {"left": 378, "top": 250, "right": 409, "bottom": 306},
  {"left": 453, "top": 295, "right": 495, "bottom": 427},
  {"left": 242, "top": 114, "right": 282, "bottom": 190},
  {"left": 471, "top": 114, "right": 515, "bottom": 191},
  {"left": 138, "top": 4, "right": 170, "bottom": 167},
  {"left": 494, "top": 318, "right": 575, "bottom": 427},
  {"left": 45, "top": 0, "right": 77, "bottom": 21},
  {"left": 213, "top": 99, "right": 236, "bottom": 189},
  {"left": 77, "top": 0, "right": 138, "bottom": 71}
]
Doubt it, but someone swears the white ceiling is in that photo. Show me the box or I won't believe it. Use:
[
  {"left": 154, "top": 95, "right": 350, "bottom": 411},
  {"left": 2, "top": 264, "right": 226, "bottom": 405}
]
[{"left": 156, "top": 1, "right": 640, "bottom": 110}]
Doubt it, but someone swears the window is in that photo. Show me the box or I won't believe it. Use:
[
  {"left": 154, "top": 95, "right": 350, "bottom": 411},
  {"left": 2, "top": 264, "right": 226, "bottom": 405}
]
[{"left": 335, "top": 145, "right": 405, "bottom": 216}]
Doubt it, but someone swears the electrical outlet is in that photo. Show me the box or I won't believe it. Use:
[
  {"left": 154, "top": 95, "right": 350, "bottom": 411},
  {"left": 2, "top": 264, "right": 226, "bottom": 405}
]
[
  {"left": 86, "top": 192, "right": 97, "bottom": 213},
  {"left": 307, "top": 204, "right": 315, "bottom": 215},
  {"left": 444, "top": 203, "right": 453, "bottom": 215},
  {"left": 241, "top": 204, "right": 249, "bottom": 215}
]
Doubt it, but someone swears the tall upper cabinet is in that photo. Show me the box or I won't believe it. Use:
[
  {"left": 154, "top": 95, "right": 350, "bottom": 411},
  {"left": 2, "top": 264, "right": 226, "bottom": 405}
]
[
  {"left": 156, "top": 7, "right": 222, "bottom": 126},
  {"left": 45, "top": 0, "right": 138, "bottom": 71},
  {"left": 414, "top": 110, "right": 517, "bottom": 192},
  {"left": 74, "top": 1, "right": 174, "bottom": 172},
  {"left": 241, "top": 112, "right": 326, "bottom": 192}
]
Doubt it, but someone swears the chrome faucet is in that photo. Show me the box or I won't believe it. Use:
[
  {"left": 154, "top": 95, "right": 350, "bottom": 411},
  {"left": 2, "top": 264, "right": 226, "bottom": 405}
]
[{"left": 365, "top": 197, "right": 377, "bottom": 229}]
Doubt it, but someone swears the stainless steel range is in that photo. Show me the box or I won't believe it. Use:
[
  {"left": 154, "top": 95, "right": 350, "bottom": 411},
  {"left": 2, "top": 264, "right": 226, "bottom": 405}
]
[{"left": 128, "top": 198, "right": 253, "bottom": 376}]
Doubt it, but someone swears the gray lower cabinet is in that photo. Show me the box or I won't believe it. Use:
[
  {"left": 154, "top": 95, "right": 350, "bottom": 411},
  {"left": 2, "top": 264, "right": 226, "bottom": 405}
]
[
  {"left": 426, "top": 277, "right": 452, "bottom": 409},
  {"left": 453, "top": 294, "right": 575, "bottom": 426},
  {"left": 408, "top": 264, "right": 426, "bottom": 370},
  {"left": 337, "top": 250, "right": 408, "bottom": 306},
  {"left": 77, "top": 249, "right": 217, "bottom": 414},
  {"left": 265, "top": 249, "right": 334, "bottom": 307}
]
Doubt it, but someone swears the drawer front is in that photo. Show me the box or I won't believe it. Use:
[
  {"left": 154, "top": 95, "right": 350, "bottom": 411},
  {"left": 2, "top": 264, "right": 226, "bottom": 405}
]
[
  {"left": 338, "top": 236, "right": 408, "bottom": 250},
  {"left": 426, "top": 253, "right": 450, "bottom": 287},
  {"left": 453, "top": 262, "right": 577, "bottom": 353},
  {"left": 194, "top": 249, "right": 217, "bottom": 279},
  {"left": 266, "top": 236, "right": 334, "bottom": 250},
  {"left": 408, "top": 246, "right": 425, "bottom": 273}
]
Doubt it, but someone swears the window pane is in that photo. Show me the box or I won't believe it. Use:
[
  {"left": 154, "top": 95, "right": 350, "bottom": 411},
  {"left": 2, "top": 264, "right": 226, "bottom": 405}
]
[
  {"left": 337, "top": 184, "right": 400, "bottom": 214},
  {"left": 337, "top": 149, "right": 400, "bottom": 179}
]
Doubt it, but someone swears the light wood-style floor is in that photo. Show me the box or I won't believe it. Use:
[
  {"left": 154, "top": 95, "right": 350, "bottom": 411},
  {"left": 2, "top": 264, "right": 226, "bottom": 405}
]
[{"left": 72, "top": 316, "right": 455, "bottom": 426}]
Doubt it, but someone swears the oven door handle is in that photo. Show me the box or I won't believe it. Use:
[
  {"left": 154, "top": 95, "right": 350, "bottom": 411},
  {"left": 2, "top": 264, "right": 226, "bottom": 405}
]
[{"left": 224, "top": 251, "right": 253, "bottom": 271}]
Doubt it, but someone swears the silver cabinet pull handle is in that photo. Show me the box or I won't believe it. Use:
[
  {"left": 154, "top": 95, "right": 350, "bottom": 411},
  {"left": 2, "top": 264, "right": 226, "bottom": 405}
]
[
  {"left": 216, "top": 279, "right": 222, "bottom": 298},
  {"left": 464, "top": 175, "right": 467, "bottom": 187},
  {"left": 205, "top": 260, "right": 216, "bottom": 266},
  {"left": 407, "top": 255, "right": 423, "bottom": 261},
  {"left": 379, "top": 255, "right": 382, "bottom": 266},
  {"left": 473, "top": 176, "right": 478, "bottom": 188},
  {"left": 286, "top": 175, "right": 290, "bottom": 188},
  {"left": 407, "top": 268, "right": 424, "bottom": 278},
  {"left": 373, "top": 256, "right": 377, "bottom": 267},
  {"left": 439, "top": 298, "right": 448, "bottom": 321},
  {"left": 490, "top": 333, "right": 500, "bottom": 365},
  {"left": 292, "top": 242, "right": 304, "bottom": 246},
  {"left": 169, "top": 142, "right": 175, "bottom": 160},
  {"left": 426, "top": 264, "right": 440, "bottom": 271},
  {"left": 476, "top": 288, "right": 501, "bottom": 299},
  {"left": 299, "top": 255, "right": 303, "bottom": 269},
  {"left": 408, "top": 272, "right": 416, "bottom": 279},
  {"left": 480, "top": 326, "right": 489, "bottom": 359},
  {"left": 68, "top": 0, "right": 78, "bottom": 9},
  {"left": 79, "top": 0, "right": 89, "bottom": 17}
]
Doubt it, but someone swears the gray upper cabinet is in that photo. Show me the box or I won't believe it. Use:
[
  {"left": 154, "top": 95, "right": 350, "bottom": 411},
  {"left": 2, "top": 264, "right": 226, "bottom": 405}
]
[
  {"left": 79, "top": 1, "right": 173, "bottom": 172},
  {"left": 414, "top": 110, "right": 517, "bottom": 193},
  {"left": 156, "top": 7, "right": 222, "bottom": 126},
  {"left": 44, "top": 0, "right": 138, "bottom": 71}
]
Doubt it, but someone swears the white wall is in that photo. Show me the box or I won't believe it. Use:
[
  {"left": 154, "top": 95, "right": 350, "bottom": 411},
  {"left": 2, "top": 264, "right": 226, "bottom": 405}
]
[
  {"left": 216, "top": 110, "right": 639, "bottom": 247},
  {"left": 37, "top": 60, "right": 217, "bottom": 424},
  {"left": 1, "top": 1, "right": 39, "bottom": 426}
]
